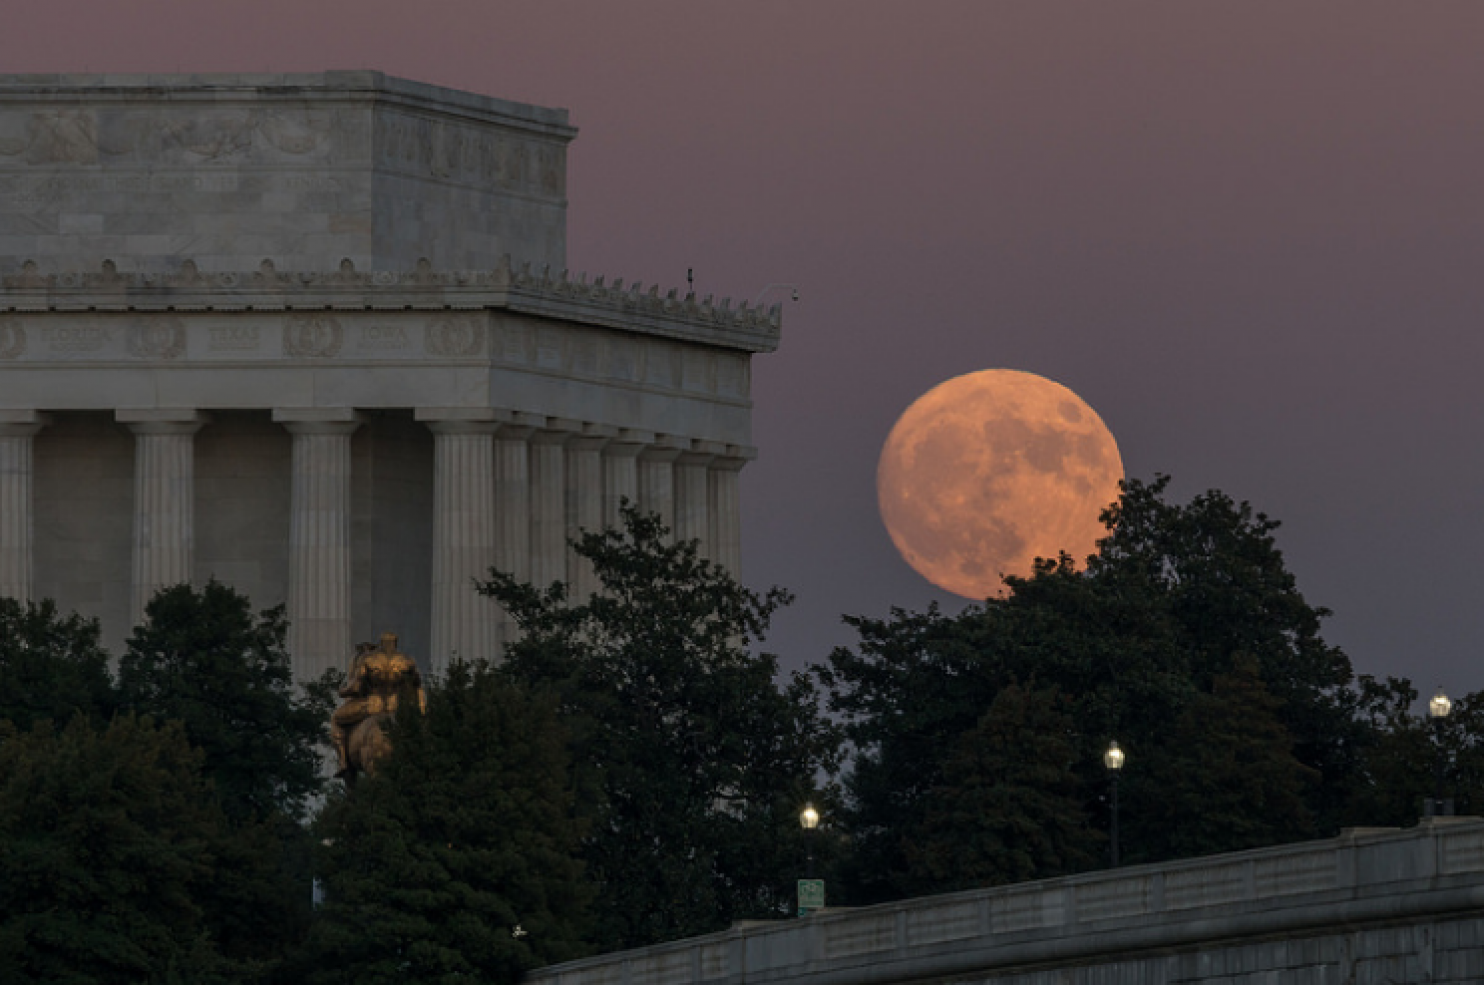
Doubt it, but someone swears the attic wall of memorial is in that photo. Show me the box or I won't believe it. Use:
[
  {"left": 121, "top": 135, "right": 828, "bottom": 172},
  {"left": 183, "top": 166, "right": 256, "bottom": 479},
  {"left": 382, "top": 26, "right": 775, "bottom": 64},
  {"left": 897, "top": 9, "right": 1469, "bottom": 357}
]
[{"left": 0, "top": 72, "right": 575, "bottom": 274}]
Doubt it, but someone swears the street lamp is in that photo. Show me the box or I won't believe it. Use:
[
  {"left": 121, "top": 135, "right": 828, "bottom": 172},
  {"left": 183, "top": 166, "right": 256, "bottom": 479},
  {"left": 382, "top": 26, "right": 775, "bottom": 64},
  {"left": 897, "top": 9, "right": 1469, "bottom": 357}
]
[
  {"left": 800, "top": 804, "right": 820, "bottom": 876},
  {"left": 1104, "top": 741, "right": 1125, "bottom": 867},
  {"left": 798, "top": 804, "right": 823, "bottom": 916},
  {"left": 1429, "top": 688, "right": 1453, "bottom": 818}
]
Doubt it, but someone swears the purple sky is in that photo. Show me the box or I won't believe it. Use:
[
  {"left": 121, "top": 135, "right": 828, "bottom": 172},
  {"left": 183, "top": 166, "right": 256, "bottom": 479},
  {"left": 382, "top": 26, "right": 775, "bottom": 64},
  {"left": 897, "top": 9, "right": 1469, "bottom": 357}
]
[{"left": 7, "top": 2, "right": 1484, "bottom": 693}]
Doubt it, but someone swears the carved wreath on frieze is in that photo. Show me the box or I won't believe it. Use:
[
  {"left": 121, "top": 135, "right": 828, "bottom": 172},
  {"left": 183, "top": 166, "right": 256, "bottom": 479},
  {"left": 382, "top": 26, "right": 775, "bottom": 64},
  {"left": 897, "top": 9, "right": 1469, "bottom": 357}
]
[
  {"left": 0, "top": 317, "right": 25, "bottom": 360},
  {"left": 284, "top": 314, "right": 344, "bottom": 358},
  {"left": 126, "top": 317, "right": 186, "bottom": 360},
  {"left": 425, "top": 314, "right": 483, "bottom": 357}
]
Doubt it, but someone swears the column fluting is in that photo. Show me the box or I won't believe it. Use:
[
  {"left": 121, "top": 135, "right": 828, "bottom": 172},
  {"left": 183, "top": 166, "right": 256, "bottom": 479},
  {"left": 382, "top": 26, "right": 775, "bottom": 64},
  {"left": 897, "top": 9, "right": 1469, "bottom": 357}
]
[
  {"left": 674, "top": 441, "right": 722, "bottom": 556},
  {"left": 602, "top": 429, "right": 650, "bottom": 532},
  {"left": 639, "top": 435, "right": 685, "bottom": 540},
  {"left": 709, "top": 445, "right": 754, "bottom": 577},
  {"left": 424, "top": 416, "right": 498, "bottom": 670},
  {"left": 0, "top": 411, "right": 50, "bottom": 603},
  {"left": 564, "top": 424, "right": 614, "bottom": 600},
  {"left": 530, "top": 420, "right": 576, "bottom": 591},
  {"left": 120, "top": 410, "right": 209, "bottom": 625},
  {"left": 493, "top": 419, "right": 535, "bottom": 649},
  {"left": 276, "top": 411, "right": 362, "bottom": 683}
]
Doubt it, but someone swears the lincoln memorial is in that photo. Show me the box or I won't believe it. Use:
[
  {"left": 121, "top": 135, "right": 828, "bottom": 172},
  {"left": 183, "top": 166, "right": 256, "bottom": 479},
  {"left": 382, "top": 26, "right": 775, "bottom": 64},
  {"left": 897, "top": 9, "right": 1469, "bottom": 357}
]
[{"left": 0, "top": 72, "right": 779, "bottom": 679}]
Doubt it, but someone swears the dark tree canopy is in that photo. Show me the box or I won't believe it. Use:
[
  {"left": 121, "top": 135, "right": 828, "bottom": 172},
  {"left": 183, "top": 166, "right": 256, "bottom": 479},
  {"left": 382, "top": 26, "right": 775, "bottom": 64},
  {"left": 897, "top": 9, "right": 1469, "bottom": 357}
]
[
  {"left": 480, "top": 505, "right": 841, "bottom": 949},
  {"left": 116, "top": 581, "right": 331, "bottom": 978},
  {"left": 0, "top": 715, "right": 231, "bottom": 984},
  {"left": 306, "top": 659, "right": 590, "bottom": 985},
  {"left": 0, "top": 597, "right": 118, "bottom": 731},
  {"left": 117, "top": 580, "right": 326, "bottom": 824},
  {"left": 822, "top": 476, "right": 1373, "bottom": 902},
  {"left": 907, "top": 685, "right": 1097, "bottom": 892}
]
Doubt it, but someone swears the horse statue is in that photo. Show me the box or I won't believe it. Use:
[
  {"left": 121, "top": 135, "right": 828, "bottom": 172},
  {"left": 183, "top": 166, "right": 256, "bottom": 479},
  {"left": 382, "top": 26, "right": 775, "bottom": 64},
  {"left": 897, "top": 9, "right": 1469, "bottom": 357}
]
[{"left": 330, "top": 632, "right": 427, "bottom": 783}]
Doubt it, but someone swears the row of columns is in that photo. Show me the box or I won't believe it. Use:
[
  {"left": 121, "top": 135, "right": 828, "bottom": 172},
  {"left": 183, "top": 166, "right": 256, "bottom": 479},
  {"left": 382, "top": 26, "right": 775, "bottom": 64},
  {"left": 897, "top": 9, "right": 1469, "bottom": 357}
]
[
  {"left": 0, "top": 408, "right": 754, "bottom": 678},
  {"left": 416, "top": 410, "right": 753, "bottom": 666}
]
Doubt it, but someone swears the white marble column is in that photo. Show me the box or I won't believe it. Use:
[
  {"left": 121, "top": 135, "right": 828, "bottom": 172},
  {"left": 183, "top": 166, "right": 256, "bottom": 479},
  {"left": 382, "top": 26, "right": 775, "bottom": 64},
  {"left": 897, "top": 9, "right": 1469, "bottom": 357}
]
[
  {"left": 119, "top": 410, "right": 209, "bottom": 624},
  {"left": 564, "top": 424, "right": 614, "bottom": 600},
  {"left": 494, "top": 417, "right": 535, "bottom": 648},
  {"left": 530, "top": 419, "right": 576, "bottom": 590},
  {"left": 674, "top": 441, "right": 722, "bottom": 556},
  {"left": 275, "top": 410, "right": 363, "bottom": 683},
  {"left": 638, "top": 435, "right": 685, "bottom": 539},
  {"left": 421, "top": 412, "right": 498, "bottom": 670},
  {"left": 0, "top": 411, "right": 50, "bottom": 603},
  {"left": 709, "top": 445, "right": 755, "bottom": 577},
  {"left": 602, "top": 429, "right": 650, "bottom": 532}
]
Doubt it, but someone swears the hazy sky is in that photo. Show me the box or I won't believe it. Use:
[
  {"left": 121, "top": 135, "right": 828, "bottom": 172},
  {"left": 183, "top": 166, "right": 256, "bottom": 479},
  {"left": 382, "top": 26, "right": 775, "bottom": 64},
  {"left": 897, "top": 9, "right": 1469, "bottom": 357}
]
[{"left": 7, "top": 2, "right": 1484, "bottom": 694}]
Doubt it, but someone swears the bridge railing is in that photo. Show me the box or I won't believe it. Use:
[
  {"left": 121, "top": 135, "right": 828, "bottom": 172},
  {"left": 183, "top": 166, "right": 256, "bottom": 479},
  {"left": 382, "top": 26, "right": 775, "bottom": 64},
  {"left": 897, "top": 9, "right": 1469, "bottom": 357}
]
[{"left": 528, "top": 817, "right": 1484, "bottom": 985}]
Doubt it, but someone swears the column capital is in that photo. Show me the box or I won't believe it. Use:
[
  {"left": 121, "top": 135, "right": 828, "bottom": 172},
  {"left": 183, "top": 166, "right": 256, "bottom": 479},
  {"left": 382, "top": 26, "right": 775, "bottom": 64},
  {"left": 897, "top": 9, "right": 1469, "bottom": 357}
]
[
  {"left": 568, "top": 422, "right": 617, "bottom": 453},
  {"left": 496, "top": 422, "right": 537, "bottom": 441},
  {"left": 603, "top": 428, "right": 654, "bottom": 459},
  {"left": 639, "top": 433, "right": 687, "bottom": 464},
  {"left": 677, "top": 439, "right": 726, "bottom": 466},
  {"left": 117, "top": 408, "right": 210, "bottom": 435},
  {"left": 0, "top": 409, "right": 51, "bottom": 437},
  {"left": 416, "top": 407, "right": 542, "bottom": 424},
  {"left": 274, "top": 408, "right": 365, "bottom": 436},
  {"left": 713, "top": 444, "right": 758, "bottom": 471},
  {"left": 423, "top": 418, "right": 500, "bottom": 436},
  {"left": 530, "top": 418, "right": 580, "bottom": 447}
]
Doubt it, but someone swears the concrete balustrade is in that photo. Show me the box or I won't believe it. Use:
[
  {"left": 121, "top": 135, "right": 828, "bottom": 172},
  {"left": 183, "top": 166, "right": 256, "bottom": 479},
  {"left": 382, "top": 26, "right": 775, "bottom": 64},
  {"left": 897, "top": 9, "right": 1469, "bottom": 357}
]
[{"left": 529, "top": 819, "right": 1484, "bottom": 985}]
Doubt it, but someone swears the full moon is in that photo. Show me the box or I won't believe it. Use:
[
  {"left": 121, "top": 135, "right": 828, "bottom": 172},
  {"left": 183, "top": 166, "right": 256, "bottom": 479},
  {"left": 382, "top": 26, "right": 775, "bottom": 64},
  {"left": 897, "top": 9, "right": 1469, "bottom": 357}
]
[{"left": 877, "top": 369, "right": 1124, "bottom": 599}]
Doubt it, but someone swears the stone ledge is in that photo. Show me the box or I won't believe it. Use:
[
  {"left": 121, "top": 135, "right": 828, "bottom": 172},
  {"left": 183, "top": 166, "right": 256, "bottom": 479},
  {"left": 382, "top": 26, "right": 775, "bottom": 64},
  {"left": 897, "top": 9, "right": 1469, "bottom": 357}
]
[
  {"left": 0, "top": 257, "right": 782, "bottom": 353},
  {"left": 0, "top": 70, "right": 575, "bottom": 136}
]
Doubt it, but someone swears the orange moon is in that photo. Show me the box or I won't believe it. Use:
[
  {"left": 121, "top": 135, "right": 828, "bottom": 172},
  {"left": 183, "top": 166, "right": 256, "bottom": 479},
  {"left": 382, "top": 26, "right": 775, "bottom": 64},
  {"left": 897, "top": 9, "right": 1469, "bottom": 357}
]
[{"left": 877, "top": 369, "right": 1124, "bottom": 599}]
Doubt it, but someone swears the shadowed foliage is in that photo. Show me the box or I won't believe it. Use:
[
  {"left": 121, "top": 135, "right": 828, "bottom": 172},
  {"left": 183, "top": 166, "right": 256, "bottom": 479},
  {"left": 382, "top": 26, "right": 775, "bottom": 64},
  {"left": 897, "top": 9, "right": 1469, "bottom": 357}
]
[
  {"left": 304, "top": 659, "right": 590, "bottom": 984},
  {"left": 480, "top": 505, "right": 842, "bottom": 949}
]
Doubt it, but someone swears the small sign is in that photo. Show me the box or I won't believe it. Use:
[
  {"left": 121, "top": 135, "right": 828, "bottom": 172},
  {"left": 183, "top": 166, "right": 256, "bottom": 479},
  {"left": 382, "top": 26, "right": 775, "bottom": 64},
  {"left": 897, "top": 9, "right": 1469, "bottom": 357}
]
[{"left": 797, "top": 878, "right": 826, "bottom": 915}]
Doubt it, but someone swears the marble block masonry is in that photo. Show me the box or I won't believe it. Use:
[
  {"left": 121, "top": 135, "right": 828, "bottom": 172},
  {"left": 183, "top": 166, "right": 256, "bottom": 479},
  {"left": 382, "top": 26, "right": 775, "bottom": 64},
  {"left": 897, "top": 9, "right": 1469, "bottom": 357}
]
[{"left": 0, "top": 72, "right": 779, "bottom": 679}]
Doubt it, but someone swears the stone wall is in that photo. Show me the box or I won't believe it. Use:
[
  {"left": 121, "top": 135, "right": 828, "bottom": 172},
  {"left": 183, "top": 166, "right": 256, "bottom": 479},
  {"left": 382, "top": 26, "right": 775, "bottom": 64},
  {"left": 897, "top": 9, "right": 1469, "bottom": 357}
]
[
  {"left": 352, "top": 412, "right": 434, "bottom": 665},
  {"left": 529, "top": 820, "right": 1484, "bottom": 985},
  {"left": 0, "top": 72, "right": 574, "bottom": 274},
  {"left": 33, "top": 411, "right": 132, "bottom": 639},
  {"left": 194, "top": 411, "right": 292, "bottom": 624}
]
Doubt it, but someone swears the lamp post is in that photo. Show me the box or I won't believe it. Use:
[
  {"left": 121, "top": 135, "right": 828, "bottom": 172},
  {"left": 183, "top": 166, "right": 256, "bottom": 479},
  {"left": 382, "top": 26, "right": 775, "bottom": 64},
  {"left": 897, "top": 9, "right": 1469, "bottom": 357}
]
[
  {"left": 798, "top": 804, "right": 823, "bottom": 916},
  {"left": 1429, "top": 688, "right": 1452, "bottom": 817},
  {"left": 1104, "top": 741, "right": 1125, "bottom": 868},
  {"left": 800, "top": 803, "right": 820, "bottom": 876}
]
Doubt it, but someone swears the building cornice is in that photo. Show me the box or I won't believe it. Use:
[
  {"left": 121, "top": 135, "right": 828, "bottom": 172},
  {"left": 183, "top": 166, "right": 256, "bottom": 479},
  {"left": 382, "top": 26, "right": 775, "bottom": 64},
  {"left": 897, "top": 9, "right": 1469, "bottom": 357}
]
[{"left": 0, "top": 256, "right": 782, "bottom": 354}]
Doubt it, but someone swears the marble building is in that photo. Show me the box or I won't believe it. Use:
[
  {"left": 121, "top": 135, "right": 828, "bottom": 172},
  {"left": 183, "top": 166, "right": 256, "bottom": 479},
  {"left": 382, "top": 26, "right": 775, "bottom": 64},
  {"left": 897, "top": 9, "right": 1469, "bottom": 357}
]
[{"left": 0, "top": 72, "right": 779, "bottom": 679}]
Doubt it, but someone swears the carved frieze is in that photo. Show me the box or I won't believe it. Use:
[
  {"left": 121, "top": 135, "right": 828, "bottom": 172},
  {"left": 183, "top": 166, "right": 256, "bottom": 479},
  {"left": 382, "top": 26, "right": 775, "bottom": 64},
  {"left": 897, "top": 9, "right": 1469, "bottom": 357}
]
[
  {"left": 488, "top": 319, "right": 749, "bottom": 401},
  {"left": 208, "top": 325, "right": 262, "bottom": 353},
  {"left": 534, "top": 326, "right": 566, "bottom": 369},
  {"left": 283, "top": 314, "right": 344, "bottom": 358},
  {"left": 0, "top": 316, "right": 24, "bottom": 359},
  {"left": 425, "top": 315, "right": 483, "bottom": 357},
  {"left": 357, "top": 324, "right": 413, "bottom": 353},
  {"left": 0, "top": 108, "right": 336, "bottom": 168},
  {"left": 127, "top": 317, "right": 186, "bottom": 360},
  {"left": 373, "top": 110, "right": 562, "bottom": 199},
  {"left": 41, "top": 324, "right": 113, "bottom": 354}
]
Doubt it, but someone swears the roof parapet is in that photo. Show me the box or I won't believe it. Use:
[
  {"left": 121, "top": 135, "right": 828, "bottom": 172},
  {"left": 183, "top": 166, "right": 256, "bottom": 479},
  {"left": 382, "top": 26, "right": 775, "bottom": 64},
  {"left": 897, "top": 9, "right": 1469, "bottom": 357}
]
[{"left": 0, "top": 255, "right": 783, "bottom": 353}]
